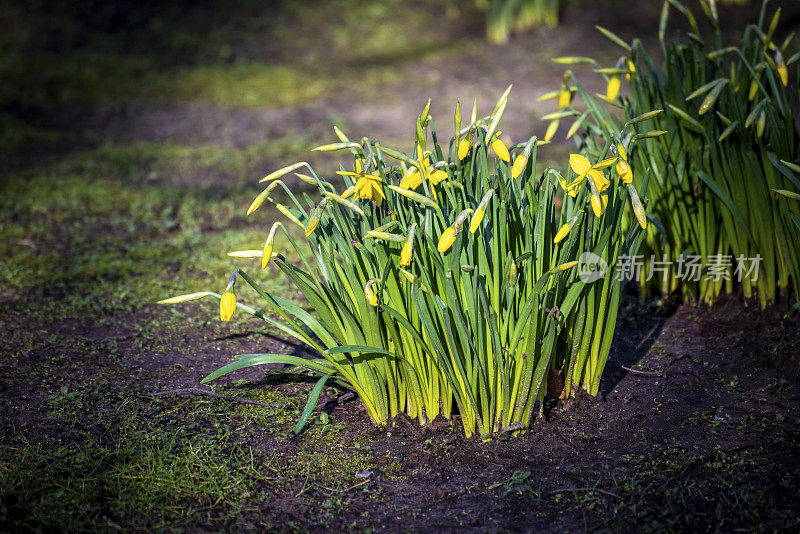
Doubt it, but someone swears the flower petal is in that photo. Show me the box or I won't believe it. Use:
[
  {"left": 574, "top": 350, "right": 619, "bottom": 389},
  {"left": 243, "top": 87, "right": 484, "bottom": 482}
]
[
  {"left": 588, "top": 169, "right": 610, "bottom": 192},
  {"left": 569, "top": 154, "right": 592, "bottom": 177}
]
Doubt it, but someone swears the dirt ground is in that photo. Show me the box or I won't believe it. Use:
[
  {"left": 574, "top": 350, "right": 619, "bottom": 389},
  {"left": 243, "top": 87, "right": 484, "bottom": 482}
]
[{"left": 2, "top": 0, "right": 800, "bottom": 532}]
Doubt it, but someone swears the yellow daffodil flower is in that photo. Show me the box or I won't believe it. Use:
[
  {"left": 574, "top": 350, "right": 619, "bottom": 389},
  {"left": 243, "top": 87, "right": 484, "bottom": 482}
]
[
  {"left": 400, "top": 146, "right": 448, "bottom": 198},
  {"left": 569, "top": 153, "right": 611, "bottom": 193},
  {"left": 220, "top": 291, "right": 236, "bottom": 322},
  {"left": 337, "top": 170, "right": 385, "bottom": 206},
  {"left": 615, "top": 143, "right": 633, "bottom": 184}
]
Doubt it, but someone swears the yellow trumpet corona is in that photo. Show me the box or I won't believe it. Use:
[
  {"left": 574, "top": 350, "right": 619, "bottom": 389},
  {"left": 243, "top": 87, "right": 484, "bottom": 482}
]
[{"left": 220, "top": 291, "right": 236, "bottom": 322}]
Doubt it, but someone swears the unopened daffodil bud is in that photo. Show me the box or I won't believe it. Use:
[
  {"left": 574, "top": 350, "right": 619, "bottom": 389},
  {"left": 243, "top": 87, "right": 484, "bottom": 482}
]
[
  {"left": 545, "top": 119, "right": 559, "bottom": 142},
  {"left": 554, "top": 213, "right": 580, "bottom": 244},
  {"left": 590, "top": 194, "right": 604, "bottom": 217},
  {"left": 626, "top": 59, "right": 636, "bottom": 82},
  {"left": 276, "top": 204, "right": 305, "bottom": 229},
  {"left": 748, "top": 79, "right": 759, "bottom": 101},
  {"left": 776, "top": 50, "right": 788, "bottom": 87},
  {"left": 627, "top": 184, "right": 647, "bottom": 229},
  {"left": 400, "top": 225, "right": 415, "bottom": 267},
  {"left": 438, "top": 226, "right": 457, "bottom": 253},
  {"left": 364, "top": 279, "right": 380, "bottom": 307},
  {"left": 220, "top": 291, "right": 236, "bottom": 322},
  {"left": 558, "top": 85, "right": 572, "bottom": 107},
  {"left": 491, "top": 136, "right": 511, "bottom": 162},
  {"left": 507, "top": 259, "right": 518, "bottom": 287},
  {"left": 458, "top": 137, "right": 472, "bottom": 160},
  {"left": 554, "top": 223, "right": 571, "bottom": 244},
  {"left": 512, "top": 153, "right": 527, "bottom": 179},
  {"left": 262, "top": 243, "right": 273, "bottom": 269},
  {"left": 606, "top": 75, "right": 621, "bottom": 100},
  {"left": 469, "top": 208, "right": 485, "bottom": 233},
  {"left": 756, "top": 110, "right": 766, "bottom": 138}
]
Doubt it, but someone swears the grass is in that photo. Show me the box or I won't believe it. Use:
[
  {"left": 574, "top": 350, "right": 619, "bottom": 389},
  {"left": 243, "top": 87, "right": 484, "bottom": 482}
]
[
  {"left": 0, "top": 0, "right": 463, "bottom": 124},
  {"left": 0, "top": 384, "right": 381, "bottom": 532}
]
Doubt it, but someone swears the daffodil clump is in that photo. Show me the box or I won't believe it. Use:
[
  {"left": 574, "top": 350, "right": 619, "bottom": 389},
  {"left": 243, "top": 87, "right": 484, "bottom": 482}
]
[
  {"left": 547, "top": 0, "right": 800, "bottom": 308},
  {"left": 160, "top": 88, "right": 645, "bottom": 439}
]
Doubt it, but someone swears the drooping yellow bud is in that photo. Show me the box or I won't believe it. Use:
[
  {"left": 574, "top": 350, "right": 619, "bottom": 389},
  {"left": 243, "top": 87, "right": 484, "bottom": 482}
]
[
  {"left": 748, "top": 79, "right": 759, "bottom": 101},
  {"left": 776, "top": 50, "right": 788, "bottom": 86},
  {"left": 606, "top": 75, "right": 621, "bottom": 100},
  {"left": 778, "top": 65, "right": 788, "bottom": 87},
  {"left": 616, "top": 159, "right": 633, "bottom": 183},
  {"left": 616, "top": 143, "right": 627, "bottom": 161},
  {"left": 601, "top": 193, "right": 609, "bottom": 210},
  {"left": 554, "top": 223, "right": 571, "bottom": 244},
  {"left": 756, "top": 110, "right": 766, "bottom": 138},
  {"left": 469, "top": 208, "right": 485, "bottom": 233},
  {"left": 364, "top": 280, "right": 379, "bottom": 307},
  {"left": 276, "top": 204, "right": 305, "bottom": 229},
  {"left": 491, "top": 138, "right": 511, "bottom": 162},
  {"left": 558, "top": 86, "right": 572, "bottom": 107},
  {"left": 262, "top": 243, "right": 273, "bottom": 270},
  {"left": 507, "top": 260, "right": 518, "bottom": 287},
  {"left": 305, "top": 214, "right": 320, "bottom": 236},
  {"left": 590, "top": 194, "right": 604, "bottom": 217},
  {"left": 220, "top": 291, "right": 236, "bottom": 322},
  {"left": 626, "top": 59, "right": 636, "bottom": 82},
  {"left": 458, "top": 138, "right": 472, "bottom": 160},
  {"left": 553, "top": 260, "right": 579, "bottom": 273},
  {"left": 437, "top": 226, "right": 457, "bottom": 253},
  {"left": 545, "top": 119, "right": 560, "bottom": 141},
  {"left": 400, "top": 240, "right": 413, "bottom": 267},
  {"left": 511, "top": 153, "right": 527, "bottom": 179},
  {"left": 627, "top": 184, "right": 647, "bottom": 229}
]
